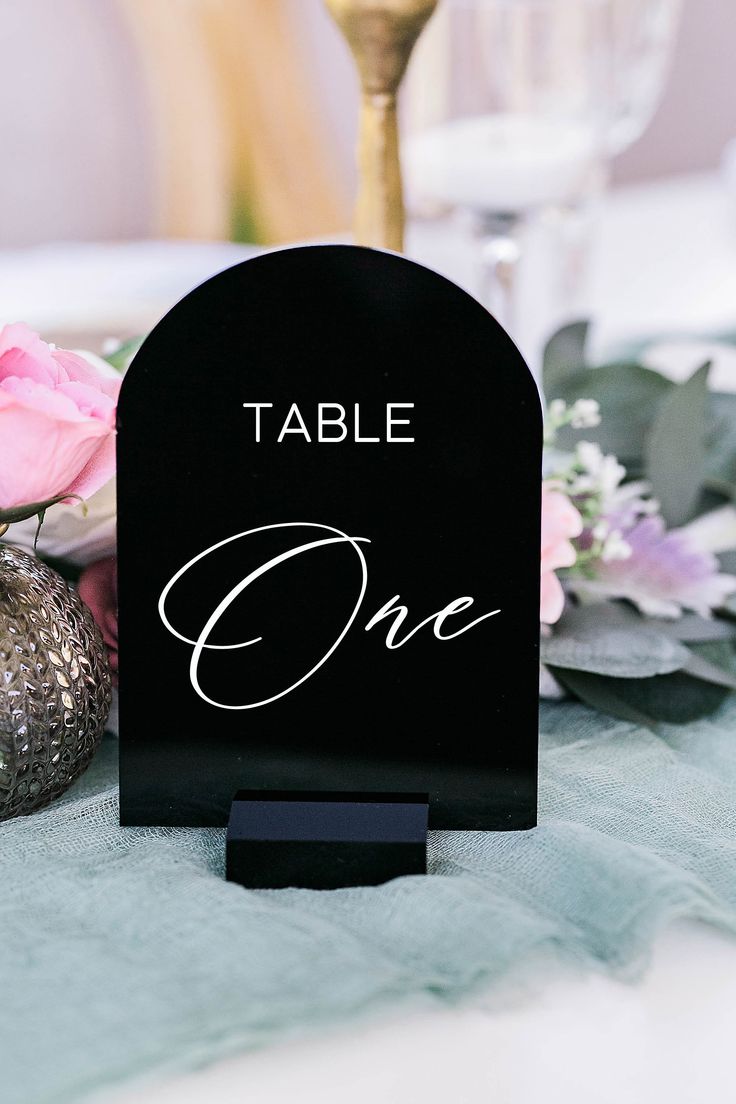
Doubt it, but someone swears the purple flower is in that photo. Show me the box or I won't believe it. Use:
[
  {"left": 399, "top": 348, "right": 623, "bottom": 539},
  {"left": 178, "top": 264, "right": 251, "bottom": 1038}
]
[{"left": 569, "top": 515, "right": 736, "bottom": 618}]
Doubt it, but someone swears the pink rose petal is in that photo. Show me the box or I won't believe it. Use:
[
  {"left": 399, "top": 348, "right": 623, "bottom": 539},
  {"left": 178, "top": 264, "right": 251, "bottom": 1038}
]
[
  {"left": 78, "top": 556, "right": 118, "bottom": 682},
  {"left": 0, "top": 322, "right": 61, "bottom": 386},
  {"left": 0, "top": 323, "right": 118, "bottom": 510},
  {"left": 540, "top": 484, "right": 583, "bottom": 625}
]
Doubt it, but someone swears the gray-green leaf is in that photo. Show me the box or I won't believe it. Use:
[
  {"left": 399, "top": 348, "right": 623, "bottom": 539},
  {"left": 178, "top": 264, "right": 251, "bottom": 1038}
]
[
  {"left": 540, "top": 601, "right": 690, "bottom": 678},
  {"left": 551, "top": 363, "right": 673, "bottom": 464},
  {"left": 645, "top": 612, "right": 736, "bottom": 643},
  {"left": 680, "top": 639, "right": 736, "bottom": 690},
  {"left": 645, "top": 361, "right": 711, "bottom": 527},
  {"left": 705, "top": 391, "right": 736, "bottom": 490},
  {"left": 542, "top": 320, "right": 589, "bottom": 396},
  {"left": 552, "top": 665, "right": 730, "bottom": 726}
]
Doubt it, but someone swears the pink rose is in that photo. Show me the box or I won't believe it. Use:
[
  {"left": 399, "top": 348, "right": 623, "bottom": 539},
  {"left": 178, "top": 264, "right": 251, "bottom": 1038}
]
[
  {"left": 78, "top": 556, "right": 118, "bottom": 683},
  {"left": 0, "top": 323, "right": 120, "bottom": 511},
  {"left": 540, "top": 484, "right": 583, "bottom": 625}
]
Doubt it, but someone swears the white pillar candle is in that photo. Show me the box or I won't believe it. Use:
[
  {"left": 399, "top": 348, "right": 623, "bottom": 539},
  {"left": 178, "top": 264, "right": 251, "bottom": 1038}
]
[{"left": 406, "top": 113, "right": 598, "bottom": 213}]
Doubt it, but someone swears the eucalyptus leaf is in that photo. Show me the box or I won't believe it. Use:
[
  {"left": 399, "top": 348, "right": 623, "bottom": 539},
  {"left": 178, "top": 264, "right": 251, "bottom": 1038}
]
[
  {"left": 540, "top": 601, "right": 690, "bottom": 678},
  {"left": 549, "top": 668, "right": 659, "bottom": 728},
  {"left": 705, "top": 391, "right": 736, "bottom": 490},
  {"left": 552, "top": 665, "right": 730, "bottom": 726},
  {"left": 551, "top": 363, "right": 672, "bottom": 463},
  {"left": 682, "top": 650, "right": 736, "bottom": 690},
  {"left": 645, "top": 612, "right": 736, "bottom": 643},
  {"left": 570, "top": 602, "right": 736, "bottom": 641},
  {"left": 542, "top": 321, "right": 589, "bottom": 396},
  {"left": 645, "top": 362, "right": 710, "bottom": 527}
]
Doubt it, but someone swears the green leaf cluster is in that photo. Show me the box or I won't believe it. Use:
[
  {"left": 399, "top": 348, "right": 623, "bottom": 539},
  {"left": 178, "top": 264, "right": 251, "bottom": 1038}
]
[{"left": 541, "top": 602, "right": 736, "bottom": 727}]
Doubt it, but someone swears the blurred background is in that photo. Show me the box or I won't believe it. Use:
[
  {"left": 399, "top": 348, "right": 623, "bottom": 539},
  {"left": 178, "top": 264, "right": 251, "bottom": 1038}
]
[
  {"left": 2, "top": 0, "right": 734, "bottom": 246},
  {"left": 2, "top": 0, "right": 736, "bottom": 372}
]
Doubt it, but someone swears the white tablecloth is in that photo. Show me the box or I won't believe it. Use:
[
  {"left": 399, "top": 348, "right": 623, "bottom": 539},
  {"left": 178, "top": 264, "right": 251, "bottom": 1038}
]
[{"left": 98, "top": 921, "right": 736, "bottom": 1104}]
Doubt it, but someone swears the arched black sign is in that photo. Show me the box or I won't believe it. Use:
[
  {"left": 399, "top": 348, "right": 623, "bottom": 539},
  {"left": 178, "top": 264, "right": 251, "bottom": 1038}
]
[{"left": 117, "top": 246, "right": 541, "bottom": 828}]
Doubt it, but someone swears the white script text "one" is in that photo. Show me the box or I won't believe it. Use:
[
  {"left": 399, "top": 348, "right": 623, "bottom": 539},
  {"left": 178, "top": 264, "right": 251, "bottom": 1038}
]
[{"left": 158, "top": 522, "right": 501, "bottom": 710}]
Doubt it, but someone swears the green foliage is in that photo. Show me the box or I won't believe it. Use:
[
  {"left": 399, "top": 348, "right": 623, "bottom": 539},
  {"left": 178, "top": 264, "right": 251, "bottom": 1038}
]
[
  {"left": 648, "top": 612, "right": 736, "bottom": 643},
  {"left": 705, "top": 391, "right": 736, "bottom": 495},
  {"left": 552, "top": 664, "right": 732, "bottom": 728},
  {"left": 540, "top": 602, "right": 690, "bottom": 678},
  {"left": 541, "top": 321, "right": 589, "bottom": 395},
  {"left": 544, "top": 603, "right": 736, "bottom": 724},
  {"left": 541, "top": 320, "right": 736, "bottom": 722},
  {"left": 544, "top": 361, "right": 673, "bottom": 463},
  {"left": 645, "top": 362, "right": 711, "bottom": 527},
  {"left": 682, "top": 643, "right": 736, "bottom": 690},
  {"left": 542, "top": 323, "right": 736, "bottom": 510}
]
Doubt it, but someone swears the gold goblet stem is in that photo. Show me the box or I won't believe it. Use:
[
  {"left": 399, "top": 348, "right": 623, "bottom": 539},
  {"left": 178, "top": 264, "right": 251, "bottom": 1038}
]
[
  {"left": 325, "top": 0, "right": 438, "bottom": 253},
  {"left": 357, "top": 91, "right": 402, "bottom": 251}
]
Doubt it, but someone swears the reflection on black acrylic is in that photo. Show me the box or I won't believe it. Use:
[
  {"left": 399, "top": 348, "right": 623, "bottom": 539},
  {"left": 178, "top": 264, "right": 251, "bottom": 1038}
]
[{"left": 117, "top": 246, "right": 541, "bottom": 828}]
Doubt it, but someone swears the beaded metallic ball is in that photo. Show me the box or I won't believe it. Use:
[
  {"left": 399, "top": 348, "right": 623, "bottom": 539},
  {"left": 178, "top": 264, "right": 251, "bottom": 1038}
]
[{"left": 0, "top": 544, "right": 112, "bottom": 820}]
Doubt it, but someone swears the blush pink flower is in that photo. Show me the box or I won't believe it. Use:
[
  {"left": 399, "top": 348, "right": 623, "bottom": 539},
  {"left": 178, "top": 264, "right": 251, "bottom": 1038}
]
[
  {"left": 78, "top": 556, "right": 118, "bottom": 683},
  {"left": 0, "top": 323, "right": 120, "bottom": 511},
  {"left": 541, "top": 483, "right": 583, "bottom": 624}
]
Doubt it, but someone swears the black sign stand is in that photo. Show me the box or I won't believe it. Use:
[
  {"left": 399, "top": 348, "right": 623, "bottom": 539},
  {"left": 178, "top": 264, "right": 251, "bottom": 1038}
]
[{"left": 226, "top": 790, "right": 429, "bottom": 889}]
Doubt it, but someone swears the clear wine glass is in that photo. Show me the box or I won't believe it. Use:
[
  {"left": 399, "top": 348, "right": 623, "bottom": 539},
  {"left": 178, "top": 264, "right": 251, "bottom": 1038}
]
[{"left": 404, "top": 0, "right": 682, "bottom": 363}]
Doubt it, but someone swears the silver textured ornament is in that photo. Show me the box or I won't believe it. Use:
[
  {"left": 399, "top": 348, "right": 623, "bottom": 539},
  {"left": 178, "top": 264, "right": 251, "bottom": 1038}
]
[{"left": 0, "top": 543, "right": 112, "bottom": 820}]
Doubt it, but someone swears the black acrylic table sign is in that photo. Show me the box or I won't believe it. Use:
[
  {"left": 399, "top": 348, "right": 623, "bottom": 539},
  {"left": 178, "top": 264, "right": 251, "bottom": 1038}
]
[
  {"left": 226, "top": 791, "right": 429, "bottom": 890},
  {"left": 117, "top": 245, "right": 542, "bottom": 869}
]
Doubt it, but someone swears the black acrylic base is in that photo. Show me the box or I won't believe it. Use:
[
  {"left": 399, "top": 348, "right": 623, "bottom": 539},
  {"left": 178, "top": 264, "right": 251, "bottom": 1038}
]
[{"left": 226, "top": 790, "right": 429, "bottom": 890}]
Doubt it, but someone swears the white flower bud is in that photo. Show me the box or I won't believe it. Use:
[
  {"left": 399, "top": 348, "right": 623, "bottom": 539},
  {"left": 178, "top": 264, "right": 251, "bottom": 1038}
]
[
  {"left": 601, "top": 530, "right": 632, "bottom": 562},
  {"left": 570, "top": 399, "right": 601, "bottom": 429},
  {"left": 576, "top": 441, "right": 603, "bottom": 472}
]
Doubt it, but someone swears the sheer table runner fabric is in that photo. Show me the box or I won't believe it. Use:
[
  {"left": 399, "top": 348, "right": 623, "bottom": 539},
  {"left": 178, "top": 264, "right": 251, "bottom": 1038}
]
[{"left": 2, "top": 699, "right": 735, "bottom": 1104}]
